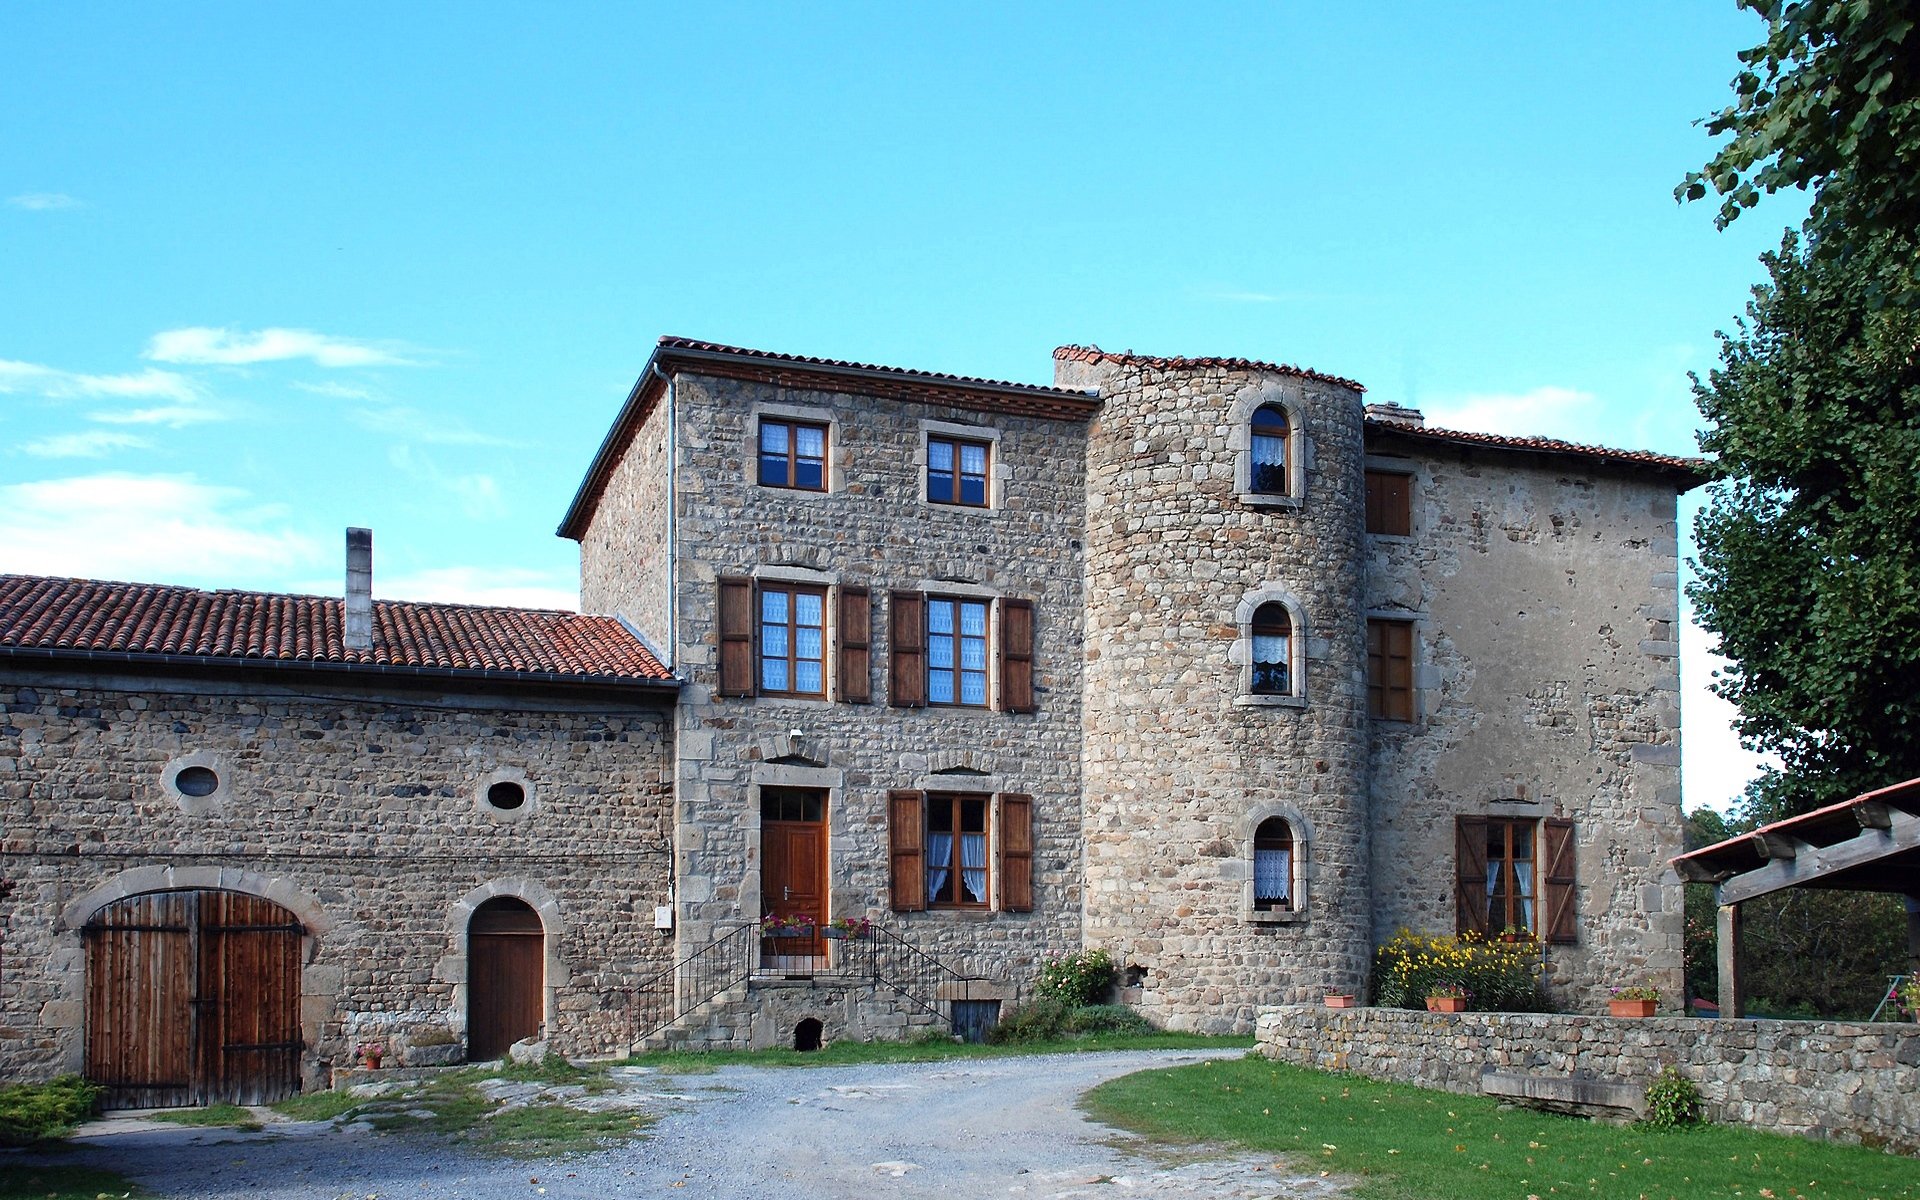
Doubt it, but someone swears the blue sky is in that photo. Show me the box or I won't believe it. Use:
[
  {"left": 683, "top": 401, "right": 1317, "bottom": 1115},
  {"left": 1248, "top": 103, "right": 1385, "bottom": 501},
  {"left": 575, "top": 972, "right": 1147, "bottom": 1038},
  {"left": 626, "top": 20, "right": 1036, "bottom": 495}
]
[{"left": 2, "top": 3, "right": 1798, "bottom": 809}]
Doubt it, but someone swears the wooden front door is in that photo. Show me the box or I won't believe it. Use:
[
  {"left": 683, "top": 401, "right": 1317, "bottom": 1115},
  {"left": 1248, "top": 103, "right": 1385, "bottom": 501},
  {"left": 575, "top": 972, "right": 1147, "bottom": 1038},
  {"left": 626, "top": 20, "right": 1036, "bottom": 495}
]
[
  {"left": 84, "top": 890, "right": 303, "bottom": 1108},
  {"left": 761, "top": 788, "right": 827, "bottom": 957},
  {"left": 467, "top": 897, "right": 544, "bottom": 1061}
]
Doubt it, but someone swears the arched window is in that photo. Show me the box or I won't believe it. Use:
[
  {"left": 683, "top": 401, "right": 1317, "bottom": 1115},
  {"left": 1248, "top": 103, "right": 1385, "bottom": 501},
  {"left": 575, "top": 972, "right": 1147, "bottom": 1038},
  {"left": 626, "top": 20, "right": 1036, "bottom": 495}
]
[
  {"left": 1250, "top": 603, "right": 1291, "bottom": 695},
  {"left": 1249, "top": 405, "right": 1291, "bottom": 495},
  {"left": 1253, "top": 818, "right": 1294, "bottom": 911}
]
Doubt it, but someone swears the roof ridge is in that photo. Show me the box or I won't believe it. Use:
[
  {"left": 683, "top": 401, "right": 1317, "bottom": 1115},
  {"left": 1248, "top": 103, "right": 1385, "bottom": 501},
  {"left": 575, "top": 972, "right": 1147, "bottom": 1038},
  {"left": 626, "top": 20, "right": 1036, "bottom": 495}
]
[
  {"left": 1052, "top": 343, "right": 1367, "bottom": 393},
  {"left": 656, "top": 335, "right": 1097, "bottom": 399},
  {"left": 1368, "top": 419, "right": 1710, "bottom": 474}
]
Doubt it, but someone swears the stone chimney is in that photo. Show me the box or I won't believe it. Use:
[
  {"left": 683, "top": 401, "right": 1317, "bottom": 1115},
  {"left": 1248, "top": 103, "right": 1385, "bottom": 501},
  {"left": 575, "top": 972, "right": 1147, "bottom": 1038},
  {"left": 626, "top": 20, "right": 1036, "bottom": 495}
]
[
  {"left": 1364, "top": 402, "right": 1426, "bottom": 428},
  {"left": 344, "top": 528, "right": 373, "bottom": 653}
]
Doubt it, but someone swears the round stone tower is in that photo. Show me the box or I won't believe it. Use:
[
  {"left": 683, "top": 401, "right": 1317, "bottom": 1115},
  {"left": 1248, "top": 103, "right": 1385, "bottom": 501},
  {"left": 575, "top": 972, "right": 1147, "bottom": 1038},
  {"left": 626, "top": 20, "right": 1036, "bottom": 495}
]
[{"left": 1056, "top": 346, "right": 1373, "bottom": 1032}]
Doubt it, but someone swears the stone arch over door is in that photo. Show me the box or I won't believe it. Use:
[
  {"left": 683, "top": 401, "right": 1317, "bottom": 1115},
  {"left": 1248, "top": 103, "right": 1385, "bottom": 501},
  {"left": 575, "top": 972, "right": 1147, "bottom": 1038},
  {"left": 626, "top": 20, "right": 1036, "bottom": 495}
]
[{"left": 443, "top": 879, "right": 568, "bottom": 1059}]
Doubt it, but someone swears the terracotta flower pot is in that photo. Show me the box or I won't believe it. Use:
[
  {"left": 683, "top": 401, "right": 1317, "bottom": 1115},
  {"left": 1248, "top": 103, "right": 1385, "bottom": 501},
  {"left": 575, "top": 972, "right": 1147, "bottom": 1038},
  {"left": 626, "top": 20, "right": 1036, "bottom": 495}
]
[
  {"left": 1426, "top": 996, "right": 1468, "bottom": 1013},
  {"left": 1323, "top": 994, "right": 1356, "bottom": 1009},
  {"left": 1609, "top": 997, "right": 1657, "bottom": 1018}
]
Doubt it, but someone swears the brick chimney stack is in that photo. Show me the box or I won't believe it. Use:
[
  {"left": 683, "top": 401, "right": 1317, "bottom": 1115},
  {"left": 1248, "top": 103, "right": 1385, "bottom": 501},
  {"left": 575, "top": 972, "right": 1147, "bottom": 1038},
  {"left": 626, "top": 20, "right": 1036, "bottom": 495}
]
[{"left": 344, "top": 528, "right": 373, "bottom": 653}]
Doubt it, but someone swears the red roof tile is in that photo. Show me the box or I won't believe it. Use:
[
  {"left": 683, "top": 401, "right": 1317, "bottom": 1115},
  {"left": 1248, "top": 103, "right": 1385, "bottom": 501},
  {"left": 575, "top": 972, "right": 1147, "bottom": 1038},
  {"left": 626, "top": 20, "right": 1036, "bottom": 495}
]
[
  {"left": 1053, "top": 344, "right": 1368, "bottom": 393},
  {"left": 0, "top": 574, "right": 674, "bottom": 687},
  {"left": 1366, "top": 419, "right": 1710, "bottom": 478},
  {"left": 658, "top": 336, "right": 1100, "bottom": 403}
]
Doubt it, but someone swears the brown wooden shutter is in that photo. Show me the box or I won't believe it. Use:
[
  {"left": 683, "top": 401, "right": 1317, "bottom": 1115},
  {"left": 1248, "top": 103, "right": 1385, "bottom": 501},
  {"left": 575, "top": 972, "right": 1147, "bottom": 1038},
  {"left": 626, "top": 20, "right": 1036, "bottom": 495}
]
[
  {"left": 1542, "top": 818, "right": 1578, "bottom": 944},
  {"left": 1455, "top": 815, "right": 1490, "bottom": 936},
  {"left": 837, "top": 585, "right": 871, "bottom": 704},
  {"left": 889, "top": 591, "right": 926, "bottom": 708},
  {"left": 999, "top": 597, "right": 1035, "bottom": 713},
  {"left": 998, "top": 793, "right": 1033, "bottom": 912},
  {"left": 717, "top": 576, "right": 755, "bottom": 697},
  {"left": 888, "top": 790, "right": 926, "bottom": 911}
]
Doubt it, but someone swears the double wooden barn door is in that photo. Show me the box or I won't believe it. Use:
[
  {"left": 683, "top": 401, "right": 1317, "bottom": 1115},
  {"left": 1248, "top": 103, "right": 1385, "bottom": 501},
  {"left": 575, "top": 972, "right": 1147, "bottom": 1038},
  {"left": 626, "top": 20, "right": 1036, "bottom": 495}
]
[{"left": 84, "top": 889, "right": 303, "bottom": 1108}]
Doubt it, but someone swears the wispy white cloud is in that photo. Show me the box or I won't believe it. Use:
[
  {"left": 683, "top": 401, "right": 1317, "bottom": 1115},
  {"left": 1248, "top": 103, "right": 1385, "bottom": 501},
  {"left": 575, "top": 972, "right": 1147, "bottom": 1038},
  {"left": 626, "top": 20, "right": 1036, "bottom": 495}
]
[
  {"left": 87, "top": 404, "right": 223, "bottom": 428},
  {"left": 295, "top": 380, "right": 379, "bottom": 401},
  {"left": 371, "top": 566, "right": 578, "bottom": 612},
  {"left": 8, "top": 192, "right": 81, "bottom": 210},
  {"left": 1679, "top": 599, "right": 1774, "bottom": 814},
  {"left": 353, "top": 405, "right": 505, "bottom": 445},
  {"left": 1423, "top": 386, "right": 1596, "bottom": 439},
  {"left": 384, "top": 444, "right": 508, "bottom": 520},
  {"left": 21, "top": 430, "right": 151, "bottom": 458},
  {"left": 0, "top": 474, "right": 317, "bottom": 583},
  {"left": 0, "top": 359, "right": 199, "bottom": 403},
  {"left": 146, "top": 326, "right": 417, "bottom": 368}
]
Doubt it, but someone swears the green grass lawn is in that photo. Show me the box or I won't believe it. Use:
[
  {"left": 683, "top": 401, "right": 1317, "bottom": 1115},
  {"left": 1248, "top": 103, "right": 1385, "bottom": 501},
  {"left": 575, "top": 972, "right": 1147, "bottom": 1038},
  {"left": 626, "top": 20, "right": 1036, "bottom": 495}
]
[
  {"left": 0, "top": 1164, "right": 148, "bottom": 1200},
  {"left": 148, "top": 1102, "right": 262, "bottom": 1131},
  {"left": 623, "top": 1029, "right": 1250, "bottom": 1073},
  {"left": 1084, "top": 1055, "right": 1919, "bottom": 1200}
]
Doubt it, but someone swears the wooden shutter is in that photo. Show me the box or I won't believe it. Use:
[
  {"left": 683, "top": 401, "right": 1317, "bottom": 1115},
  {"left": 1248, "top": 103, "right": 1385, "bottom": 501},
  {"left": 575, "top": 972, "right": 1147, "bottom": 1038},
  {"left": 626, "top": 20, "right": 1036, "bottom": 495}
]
[
  {"left": 1542, "top": 818, "right": 1578, "bottom": 945},
  {"left": 1365, "top": 470, "right": 1412, "bottom": 536},
  {"left": 998, "top": 793, "right": 1033, "bottom": 912},
  {"left": 717, "top": 576, "right": 755, "bottom": 697},
  {"left": 837, "top": 586, "right": 871, "bottom": 704},
  {"left": 999, "top": 598, "right": 1035, "bottom": 713},
  {"left": 889, "top": 591, "right": 926, "bottom": 708},
  {"left": 888, "top": 790, "right": 926, "bottom": 911},
  {"left": 1455, "top": 815, "right": 1490, "bottom": 936}
]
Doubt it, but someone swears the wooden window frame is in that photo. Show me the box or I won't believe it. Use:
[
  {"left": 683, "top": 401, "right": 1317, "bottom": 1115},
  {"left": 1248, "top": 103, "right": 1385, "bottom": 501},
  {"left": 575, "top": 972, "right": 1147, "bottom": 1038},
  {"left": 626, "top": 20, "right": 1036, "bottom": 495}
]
[
  {"left": 1252, "top": 817, "right": 1294, "bottom": 912},
  {"left": 1366, "top": 618, "right": 1415, "bottom": 722},
  {"left": 757, "top": 582, "right": 829, "bottom": 699},
  {"left": 925, "top": 792, "right": 991, "bottom": 909},
  {"left": 925, "top": 595, "right": 991, "bottom": 708},
  {"left": 1250, "top": 603, "right": 1293, "bottom": 696},
  {"left": 1365, "top": 469, "right": 1412, "bottom": 537},
  {"left": 757, "top": 418, "right": 829, "bottom": 492},
  {"left": 1249, "top": 405, "right": 1291, "bottom": 496},
  {"left": 1484, "top": 818, "right": 1538, "bottom": 934},
  {"left": 927, "top": 435, "right": 992, "bottom": 508}
]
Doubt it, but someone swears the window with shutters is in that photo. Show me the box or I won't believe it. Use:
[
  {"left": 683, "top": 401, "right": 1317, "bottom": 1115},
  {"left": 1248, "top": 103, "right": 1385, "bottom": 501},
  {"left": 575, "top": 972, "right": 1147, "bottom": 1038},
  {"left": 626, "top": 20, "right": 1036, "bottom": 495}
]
[
  {"left": 1366, "top": 618, "right": 1415, "bottom": 721},
  {"left": 1455, "top": 815, "right": 1577, "bottom": 943},
  {"left": 888, "top": 592, "right": 1036, "bottom": 713},
  {"left": 888, "top": 790, "right": 1033, "bottom": 913},
  {"left": 1365, "top": 469, "right": 1412, "bottom": 536},
  {"left": 715, "top": 577, "right": 871, "bottom": 703},
  {"left": 759, "top": 583, "right": 827, "bottom": 697},
  {"left": 757, "top": 419, "right": 828, "bottom": 491}
]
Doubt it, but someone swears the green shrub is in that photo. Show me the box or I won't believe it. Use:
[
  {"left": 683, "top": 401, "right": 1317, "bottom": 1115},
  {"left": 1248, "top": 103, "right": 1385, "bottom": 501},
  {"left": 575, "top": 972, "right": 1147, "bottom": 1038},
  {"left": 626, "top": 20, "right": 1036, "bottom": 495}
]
[
  {"left": 1372, "top": 928, "right": 1547, "bottom": 1012},
  {"left": 987, "top": 997, "right": 1068, "bottom": 1044},
  {"left": 1642, "top": 1066, "right": 1706, "bottom": 1128},
  {"left": 1064, "top": 1004, "right": 1157, "bottom": 1036},
  {"left": 1036, "top": 949, "right": 1117, "bottom": 1007},
  {"left": 0, "top": 1075, "right": 100, "bottom": 1145}
]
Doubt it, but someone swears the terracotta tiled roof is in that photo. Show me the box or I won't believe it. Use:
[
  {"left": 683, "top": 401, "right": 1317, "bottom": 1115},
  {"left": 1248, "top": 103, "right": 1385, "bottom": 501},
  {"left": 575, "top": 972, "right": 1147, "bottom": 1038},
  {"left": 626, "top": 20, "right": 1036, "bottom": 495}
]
[
  {"left": 0, "top": 574, "right": 674, "bottom": 687},
  {"left": 657, "top": 336, "right": 1099, "bottom": 403},
  {"left": 1365, "top": 419, "right": 1710, "bottom": 478},
  {"left": 1053, "top": 344, "right": 1368, "bottom": 393}
]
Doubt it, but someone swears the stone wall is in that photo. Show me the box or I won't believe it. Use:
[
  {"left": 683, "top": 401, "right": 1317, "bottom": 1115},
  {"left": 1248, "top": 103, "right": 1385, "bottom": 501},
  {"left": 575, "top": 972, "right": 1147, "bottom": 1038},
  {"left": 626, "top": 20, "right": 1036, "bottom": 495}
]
[
  {"left": 0, "top": 669, "right": 673, "bottom": 1088},
  {"left": 1061, "top": 354, "right": 1375, "bottom": 1031},
  {"left": 1365, "top": 428, "right": 1686, "bottom": 1010},
  {"left": 1258, "top": 1005, "right": 1920, "bottom": 1152},
  {"left": 578, "top": 381, "right": 675, "bottom": 659},
  {"left": 579, "top": 370, "right": 1089, "bottom": 1006}
]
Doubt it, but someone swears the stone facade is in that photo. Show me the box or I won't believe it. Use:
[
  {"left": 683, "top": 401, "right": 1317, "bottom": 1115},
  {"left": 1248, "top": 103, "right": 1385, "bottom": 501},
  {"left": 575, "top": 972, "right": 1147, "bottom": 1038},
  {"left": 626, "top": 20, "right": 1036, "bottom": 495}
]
[
  {"left": 0, "top": 668, "right": 673, "bottom": 1088},
  {"left": 1258, "top": 1005, "right": 1920, "bottom": 1152}
]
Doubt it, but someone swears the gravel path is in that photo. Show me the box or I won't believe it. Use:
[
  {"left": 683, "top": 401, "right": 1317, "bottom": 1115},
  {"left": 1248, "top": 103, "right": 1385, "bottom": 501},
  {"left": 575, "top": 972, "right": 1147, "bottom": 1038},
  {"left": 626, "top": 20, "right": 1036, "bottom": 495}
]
[{"left": 14, "top": 1050, "right": 1346, "bottom": 1199}]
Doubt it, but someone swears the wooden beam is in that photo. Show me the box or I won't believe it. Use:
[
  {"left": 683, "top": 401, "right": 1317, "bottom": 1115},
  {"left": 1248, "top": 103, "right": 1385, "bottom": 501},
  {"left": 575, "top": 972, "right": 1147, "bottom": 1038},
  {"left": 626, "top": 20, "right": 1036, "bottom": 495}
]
[
  {"left": 1716, "top": 810, "right": 1920, "bottom": 905},
  {"left": 1717, "top": 903, "right": 1745, "bottom": 1019},
  {"left": 1748, "top": 831, "right": 1802, "bottom": 860},
  {"left": 1674, "top": 858, "right": 1734, "bottom": 884},
  {"left": 1856, "top": 801, "right": 1893, "bottom": 831}
]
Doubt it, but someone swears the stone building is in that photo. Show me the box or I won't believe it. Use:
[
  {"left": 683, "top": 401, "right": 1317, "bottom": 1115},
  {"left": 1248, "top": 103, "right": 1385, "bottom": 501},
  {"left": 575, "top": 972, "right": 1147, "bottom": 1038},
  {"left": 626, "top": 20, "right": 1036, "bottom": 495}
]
[{"left": 1, "top": 335, "right": 1702, "bottom": 1098}]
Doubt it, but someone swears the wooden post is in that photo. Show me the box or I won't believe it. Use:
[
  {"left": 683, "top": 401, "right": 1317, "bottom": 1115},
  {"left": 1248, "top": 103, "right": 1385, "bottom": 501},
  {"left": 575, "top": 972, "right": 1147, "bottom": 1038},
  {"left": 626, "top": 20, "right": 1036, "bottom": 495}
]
[{"left": 1716, "top": 903, "right": 1744, "bottom": 1019}]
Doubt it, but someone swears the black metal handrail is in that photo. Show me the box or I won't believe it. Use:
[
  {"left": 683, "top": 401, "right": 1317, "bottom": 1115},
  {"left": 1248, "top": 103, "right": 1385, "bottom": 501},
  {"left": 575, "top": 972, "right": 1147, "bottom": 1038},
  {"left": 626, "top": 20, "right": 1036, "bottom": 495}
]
[{"left": 633, "top": 923, "right": 754, "bottom": 1046}]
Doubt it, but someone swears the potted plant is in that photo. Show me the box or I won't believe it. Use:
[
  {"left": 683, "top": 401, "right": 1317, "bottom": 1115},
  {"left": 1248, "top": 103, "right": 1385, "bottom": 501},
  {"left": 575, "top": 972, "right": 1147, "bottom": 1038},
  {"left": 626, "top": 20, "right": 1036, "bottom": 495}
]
[
  {"left": 820, "top": 916, "right": 871, "bottom": 940},
  {"left": 1426, "top": 982, "right": 1471, "bottom": 1013},
  {"left": 1888, "top": 977, "right": 1918, "bottom": 1021},
  {"left": 356, "top": 1041, "right": 385, "bottom": 1070},
  {"left": 760, "top": 913, "right": 817, "bottom": 938},
  {"left": 1498, "top": 924, "right": 1532, "bottom": 945},
  {"left": 1609, "top": 982, "right": 1660, "bottom": 1018},
  {"left": 1323, "top": 988, "right": 1357, "bottom": 1009}
]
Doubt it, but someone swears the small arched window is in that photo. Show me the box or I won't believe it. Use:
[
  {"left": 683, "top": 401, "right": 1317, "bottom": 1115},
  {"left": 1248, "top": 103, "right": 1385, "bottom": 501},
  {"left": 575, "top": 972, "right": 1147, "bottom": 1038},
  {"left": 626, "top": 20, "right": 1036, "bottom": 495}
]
[
  {"left": 1250, "top": 405, "right": 1291, "bottom": 495},
  {"left": 1250, "top": 603, "right": 1292, "bottom": 695},
  {"left": 1253, "top": 818, "right": 1294, "bottom": 911}
]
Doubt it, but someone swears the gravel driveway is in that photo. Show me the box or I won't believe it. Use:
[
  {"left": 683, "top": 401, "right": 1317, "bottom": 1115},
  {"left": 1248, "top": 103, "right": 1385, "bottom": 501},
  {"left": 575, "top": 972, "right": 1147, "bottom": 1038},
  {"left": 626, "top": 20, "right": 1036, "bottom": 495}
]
[{"left": 20, "top": 1049, "right": 1346, "bottom": 1199}]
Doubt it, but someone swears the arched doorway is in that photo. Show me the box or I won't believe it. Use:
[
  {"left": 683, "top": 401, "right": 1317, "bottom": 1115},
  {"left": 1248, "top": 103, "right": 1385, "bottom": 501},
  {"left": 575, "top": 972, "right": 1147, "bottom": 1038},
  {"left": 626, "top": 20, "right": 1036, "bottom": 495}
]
[
  {"left": 468, "top": 897, "right": 544, "bottom": 1061},
  {"left": 84, "top": 889, "right": 303, "bottom": 1108}
]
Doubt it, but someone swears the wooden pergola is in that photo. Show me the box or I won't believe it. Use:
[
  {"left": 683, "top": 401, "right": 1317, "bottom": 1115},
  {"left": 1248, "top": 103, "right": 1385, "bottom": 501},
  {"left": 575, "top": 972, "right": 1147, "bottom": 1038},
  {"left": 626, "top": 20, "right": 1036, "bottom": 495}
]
[{"left": 1672, "top": 776, "right": 1920, "bottom": 1018}]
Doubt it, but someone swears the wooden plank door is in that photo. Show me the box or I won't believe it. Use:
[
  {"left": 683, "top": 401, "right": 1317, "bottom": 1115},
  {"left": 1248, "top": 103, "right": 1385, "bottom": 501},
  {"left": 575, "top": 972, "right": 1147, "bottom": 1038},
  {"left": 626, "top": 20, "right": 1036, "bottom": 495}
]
[
  {"left": 85, "top": 892, "right": 196, "bottom": 1109},
  {"left": 197, "top": 891, "right": 303, "bottom": 1105},
  {"left": 763, "top": 817, "right": 827, "bottom": 958},
  {"left": 468, "top": 898, "right": 544, "bottom": 1061}
]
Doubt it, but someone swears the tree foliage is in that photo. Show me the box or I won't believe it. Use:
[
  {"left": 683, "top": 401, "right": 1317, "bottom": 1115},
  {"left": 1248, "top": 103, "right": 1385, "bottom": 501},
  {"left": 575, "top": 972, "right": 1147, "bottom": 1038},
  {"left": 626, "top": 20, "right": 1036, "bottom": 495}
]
[
  {"left": 1680, "top": 0, "right": 1920, "bottom": 265},
  {"left": 1689, "top": 226, "right": 1920, "bottom": 819}
]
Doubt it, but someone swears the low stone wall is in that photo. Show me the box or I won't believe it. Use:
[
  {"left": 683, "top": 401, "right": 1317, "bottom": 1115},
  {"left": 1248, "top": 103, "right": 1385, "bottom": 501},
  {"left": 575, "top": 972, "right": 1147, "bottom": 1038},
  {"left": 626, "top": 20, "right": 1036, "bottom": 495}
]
[{"left": 1257, "top": 1005, "right": 1920, "bottom": 1153}]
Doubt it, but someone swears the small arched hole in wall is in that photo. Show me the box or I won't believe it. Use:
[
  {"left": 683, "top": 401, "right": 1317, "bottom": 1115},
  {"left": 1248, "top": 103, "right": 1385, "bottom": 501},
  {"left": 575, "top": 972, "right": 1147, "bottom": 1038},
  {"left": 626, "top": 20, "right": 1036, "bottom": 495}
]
[
  {"left": 487, "top": 781, "right": 527, "bottom": 811},
  {"left": 793, "top": 1017, "right": 824, "bottom": 1052},
  {"left": 174, "top": 766, "right": 220, "bottom": 797},
  {"left": 1124, "top": 965, "right": 1148, "bottom": 989}
]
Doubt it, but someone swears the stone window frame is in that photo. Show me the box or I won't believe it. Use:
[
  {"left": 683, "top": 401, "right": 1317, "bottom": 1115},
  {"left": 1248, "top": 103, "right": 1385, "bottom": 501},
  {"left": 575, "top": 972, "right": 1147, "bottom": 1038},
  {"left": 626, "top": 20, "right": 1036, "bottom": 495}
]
[
  {"left": 1364, "top": 455, "right": 1418, "bottom": 541},
  {"left": 917, "top": 418, "right": 1006, "bottom": 513},
  {"left": 475, "top": 765, "right": 538, "bottom": 824},
  {"left": 750, "top": 400, "right": 843, "bottom": 496},
  {"left": 1228, "top": 385, "right": 1307, "bottom": 509},
  {"left": 745, "top": 760, "right": 848, "bottom": 934},
  {"left": 1231, "top": 586, "right": 1310, "bottom": 708},
  {"left": 903, "top": 763, "right": 1028, "bottom": 918},
  {"left": 1241, "top": 803, "right": 1312, "bottom": 924},
  {"left": 162, "top": 749, "right": 235, "bottom": 817}
]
